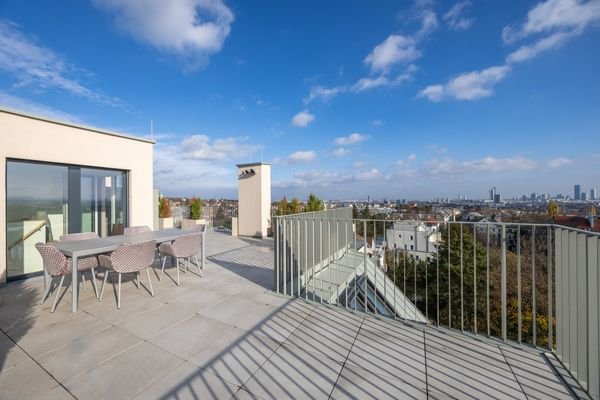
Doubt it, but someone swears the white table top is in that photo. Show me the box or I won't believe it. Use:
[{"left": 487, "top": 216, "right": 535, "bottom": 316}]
[{"left": 53, "top": 228, "right": 192, "bottom": 257}]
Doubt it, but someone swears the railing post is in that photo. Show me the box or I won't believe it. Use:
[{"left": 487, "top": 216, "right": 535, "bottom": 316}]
[{"left": 501, "top": 224, "right": 507, "bottom": 341}]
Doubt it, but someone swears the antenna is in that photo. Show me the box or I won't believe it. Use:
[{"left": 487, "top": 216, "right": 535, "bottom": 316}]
[{"left": 150, "top": 120, "right": 154, "bottom": 140}]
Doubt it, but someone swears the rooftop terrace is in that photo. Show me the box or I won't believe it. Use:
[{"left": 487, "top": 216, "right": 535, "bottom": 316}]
[{"left": 0, "top": 231, "right": 582, "bottom": 399}]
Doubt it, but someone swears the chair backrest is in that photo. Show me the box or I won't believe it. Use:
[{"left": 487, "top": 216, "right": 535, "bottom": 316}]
[
  {"left": 60, "top": 232, "right": 99, "bottom": 242},
  {"left": 187, "top": 224, "right": 206, "bottom": 233},
  {"left": 124, "top": 225, "right": 152, "bottom": 235},
  {"left": 35, "top": 243, "right": 69, "bottom": 276},
  {"left": 110, "top": 240, "right": 157, "bottom": 273},
  {"left": 171, "top": 233, "right": 203, "bottom": 258}
]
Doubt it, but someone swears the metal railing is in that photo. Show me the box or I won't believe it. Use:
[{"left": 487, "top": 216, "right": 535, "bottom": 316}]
[{"left": 273, "top": 209, "right": 600, "bottom": 399}]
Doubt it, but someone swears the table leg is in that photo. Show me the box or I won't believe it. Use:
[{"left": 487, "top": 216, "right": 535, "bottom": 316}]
[
  {"left": 72, "top": 255, "right": 78, "bottom": 313},
  {"left": 202, "top": 231, "right": 206, "bottom": 269}
]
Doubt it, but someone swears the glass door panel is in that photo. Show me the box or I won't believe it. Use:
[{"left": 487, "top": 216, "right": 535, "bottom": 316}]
[{"left": 6, "top": 161, "right": 68, "bottom": 278}]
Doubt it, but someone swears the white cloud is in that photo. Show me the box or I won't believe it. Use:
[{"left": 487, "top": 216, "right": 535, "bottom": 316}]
[
  {"left": 423, "top": 155, "right": 536, "bottom": 176},
  {"left": 0, "top": 91, "right": 82, "bottom": 123},
  {"left": 0, "top": 19, "right": 126, "bottom": 108},
  {"left": 291, "top": 110, "right": 315, "bottom": 127},
  {"left": 286, "top": 150, "right": 317, "bottom": 164},
  {"left": 444, "top": 1, "right": 474, "bottom": 30},
  {"left": 93, "top": 0, "right": 234, "bottom": 70},
  {"left": 154, "top": 133, "right": 262, "bottom": 196},
  {"left": 506, "top": 30, "right": 576, "bottom": 63},
  {"left": 418, "top": 65, "right": 511, "bottom": 101},
  {"left": 332, "top": 147, "right": 350, "bottom": 157},
  {"left": 180, "top": 134, "right": 260, "bottom": 161},
  {"left": 396, "top": 153, "right": 418, "bottom": 168},
  {"left": 372, "top": 120, "right": 385, "bottom": 126},
  {"left": 364, "top": 35, "right": 420, "bottom": 73},
  {"left": 502, "top": 0, "right": 600, "bottom": 43},
  {"left": 334, "top": 133, "right": 369, "bottom": 146},
  {"left": 546, "top": 157, "right": 572, "bottom": 168}
]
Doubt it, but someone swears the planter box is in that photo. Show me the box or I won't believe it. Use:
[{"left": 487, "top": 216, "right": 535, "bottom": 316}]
[
  {"left": 159, "top": 217, "right": 174, "bottom": 230},
  {"left": 181, "top": 218, "right": 206, "bottom": 230}
]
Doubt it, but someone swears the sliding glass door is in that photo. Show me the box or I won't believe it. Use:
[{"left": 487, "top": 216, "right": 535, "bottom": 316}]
[{"left": 6, "top": 160, "right": 128, "bottom": 279}]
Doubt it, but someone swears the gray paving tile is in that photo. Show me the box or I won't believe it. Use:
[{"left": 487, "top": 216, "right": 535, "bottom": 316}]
[
  {"left": 331, "top": 363, "right": 427, "bottom": 400},
  {"left": 425, "top": 330, "right": 526, "bottom": 400},
  {"left": 249, "top": 300, "right": 313, "bottom": 344},
  {"left": 37, "top": 325, "right": 142, "bottom": 381},
  {"left": 166, "top": 287, "right": 231, "bottom": 313},
  {"left": 115, "top": 302, "right": 196, "bottom": 340},
  {"left": 198, "top": 296, "right": 279, "bottom": 332},
  {"left": 501, "top": 346, "right": 574, "bottom": 400},
  {"left": 231, "top": 388, "right": 267, "bottom": 400},
  {"left": 0, "top": 357, "right": 61, "bottom": 400},
  {"left": 148, "top": 314, "right": 236, "bottom": 360},
  {"left": 133, "top": 361, "right": 239, "bottom": 400},
  {"left": 345, "top": 319, "right": 427, "bottom": 387},
  {"left": 0, "top": 329, "right": 29, "bottom": 370},
  {"left": 64, "top": 341, "right": 182, "bottom": 400},
  {"left": 9, "top": 312, "right": 110, "bottom": 357},
  {"left": 283, "top": 305, "right": 361, "bottom": 363},
  {"left": 242, "top": 344, "right": 343, "bottom": 400},
  {"left": 188, "top": 327, "right": 279, "bottom": 386}
]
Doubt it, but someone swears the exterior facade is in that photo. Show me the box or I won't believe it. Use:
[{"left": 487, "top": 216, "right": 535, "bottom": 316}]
[
  {"left": 385, "top": 220, "right": 441, "bottom": 260},
  {"left": 1, "top": 108, "right": 154, "bottom": 283},
  {"left": 236, "top": 162, "right": 271, "bottom": 238}
]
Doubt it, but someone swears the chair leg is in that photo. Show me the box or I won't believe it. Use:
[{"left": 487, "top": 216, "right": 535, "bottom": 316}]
[
  {"left": 176, "top": 258, "right": 180, "bottom": 286},
  {"left": 160, "top": 256, "right": 167, "bottom": 281},
  {"left": 51, "top": 276, "right": 66, "bottom": 313},
  {"left": 90, "top": 268, "right": 99, "bottom": 299},
  {"left": 135, "top": 271, "right": 140, "bottom": 289},
  {"left": 40, "top": 276, "right": 54, "bottom": 305},
  {"left": 117, "top": 273, "right": 122, "bottom": 309},
  {"left": 99, "top": 270, "right": 109, "bottom": 301},
  {"left": 146, "top": 268, "right": 154, "bottom": 296},
  {"left": 81, "top": 272, "right": 87, "bottom": 292}
]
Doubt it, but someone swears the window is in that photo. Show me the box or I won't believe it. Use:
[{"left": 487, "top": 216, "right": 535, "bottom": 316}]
[
  {"left": 6, "top": 160, "right": 128, "bottom": 279},
  {"left": 410, "top": 245, "right": 414, "bottom": 250},
  {"left": 410, "top": 235, "right": 413, "bottom": 240}
]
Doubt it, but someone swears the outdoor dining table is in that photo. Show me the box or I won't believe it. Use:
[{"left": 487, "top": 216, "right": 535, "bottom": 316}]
[{"left": 52, "top": 228, "right": 206, "bottom": 312}]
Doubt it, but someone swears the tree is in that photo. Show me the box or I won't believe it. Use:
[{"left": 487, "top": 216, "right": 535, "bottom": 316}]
[
  {"left": 159, "top": 198, "right": 171, "bottom": 218},
  {"left": 306, "top": 193, "right": 324, "bottom": 212},
  {"left": 547, "top": 200, "right": 559, "bottom": 218},
  {"left": 289, "top": 197, "right": 302, "bottom": 214},
  {"left": 276, "top": 197, "right": 289, "bottom": 216},
  {"left": 189, "top": 196, "right": 203, "bottom": 219},
  {"left": 352, "top": 204, "right": 359, "bottom": 219}
]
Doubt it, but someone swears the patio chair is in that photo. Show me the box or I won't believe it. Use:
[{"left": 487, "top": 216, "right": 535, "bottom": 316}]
[
  {"left": 35, "top": 243, "right": 95, "bottom": 312},
  {"left": 98, "top": 240, "right": 156, "bottom": 309},
  {"left": 124, "top": 225, "right": 152, "bottom": 235},
  {"left": 58, "top": 232, "right": 100, "bottom": 298},
  {"left": 158, "top": 233, "right": 203, "bottom": 286}
]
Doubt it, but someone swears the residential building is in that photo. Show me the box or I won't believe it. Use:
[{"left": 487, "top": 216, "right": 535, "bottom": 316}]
[
  {"left": 0, "top": 108, "right": 154, "bottom": 283},
  {"left": 385, "top": 220, "right": 441, "bottom": 260}
]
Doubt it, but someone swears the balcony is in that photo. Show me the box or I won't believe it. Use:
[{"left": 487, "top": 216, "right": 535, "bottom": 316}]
[{"left": 0, "top": 229, "right": 590, "bottom": 399}]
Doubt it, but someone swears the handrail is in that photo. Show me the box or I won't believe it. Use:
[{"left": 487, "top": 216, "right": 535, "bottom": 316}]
[{"left": 7, "top": 220, "right": 48, "bottom": 251}]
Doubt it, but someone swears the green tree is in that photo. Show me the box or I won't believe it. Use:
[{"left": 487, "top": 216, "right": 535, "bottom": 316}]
[
  {"left": 189, "top": 196, "right": 203, "bottom": 219},
  {"left": 289, "top": 197, "right": 302, "bottom": 214},
  {"left": 306, "top": 193, "right": 324, "bottom": 212},
  {"left": 352, "top": 204, "right": 359, "bottom": 219},
  {"left": 276, "top": 197, "right": 289, "bottom": 216}
]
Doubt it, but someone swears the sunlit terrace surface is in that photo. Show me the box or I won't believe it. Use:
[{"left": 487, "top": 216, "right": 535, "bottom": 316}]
[{"left": 0, "top": 231, "right": 582, "bottom": 399}]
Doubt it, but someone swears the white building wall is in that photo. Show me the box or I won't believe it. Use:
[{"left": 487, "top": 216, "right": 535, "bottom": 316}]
[
  {"left": 0, "top": 108, "right": 154, "bottom": 283},
  {"left": 237, "top": 163, "right": 271, "bottom": 238}
]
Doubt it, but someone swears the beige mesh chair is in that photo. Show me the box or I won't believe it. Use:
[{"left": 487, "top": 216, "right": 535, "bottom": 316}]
[
  {"left": 35, "top": 243, "right": 85, "bottom": 312},
  {"left": 99, "top": 240, "right": 156, "bottom": 309},
  {"left": 124, "top": 225, "right": 152, "bottom": 235},
  {"left": 59, "top": 232, "right": 101, "bottom": 298},
  {"left": 158, "top": 233, "right": 203, "bottom": 286}
]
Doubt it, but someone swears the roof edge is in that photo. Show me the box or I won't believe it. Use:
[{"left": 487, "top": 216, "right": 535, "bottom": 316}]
[
  {"left": 0, "top": 106, "right": 155, "bottom": 144},
  {"left": 236, "top": 162, "right": 272, "bottom": 168}
]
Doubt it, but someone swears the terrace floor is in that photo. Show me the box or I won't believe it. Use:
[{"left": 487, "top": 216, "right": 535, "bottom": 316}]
[{"left": 0, "top": 232, "right": 581, "bottom": 399}]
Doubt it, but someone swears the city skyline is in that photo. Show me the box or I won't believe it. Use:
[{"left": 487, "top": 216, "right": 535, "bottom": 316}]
[{"left": 0, "top": 1, "right": 599, "bottom": 199}]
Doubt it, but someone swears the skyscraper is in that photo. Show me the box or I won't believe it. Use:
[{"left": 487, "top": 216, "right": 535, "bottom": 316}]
[
  {"left": 574, "top": 184, "right": 581, "bottom": 201},
  {"left": 591, "top": 188, "right": 597, "bottom": 200},
  {"left": 581, "top": 192, "right": 587, "bottom": 201},
  {"left": 489, "top": 186, "right": 496, "bottom": 201}
]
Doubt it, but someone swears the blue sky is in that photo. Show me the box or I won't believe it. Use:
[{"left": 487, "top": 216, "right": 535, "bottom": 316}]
[{"left": 1, "top": 0, "right": 599, "bottom": 200}]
